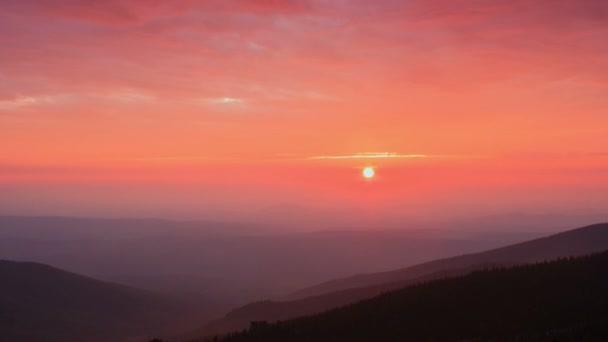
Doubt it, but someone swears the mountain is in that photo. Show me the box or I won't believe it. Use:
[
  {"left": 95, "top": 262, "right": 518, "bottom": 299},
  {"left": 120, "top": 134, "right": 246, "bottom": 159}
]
[
  {"left": 290, "top": 223, "right": 608, "bottom": 298},
  {"left": 0, "top": 259, "right": 206, "bottom": 342},
  {"left": 203, "top": 223, "right": 608, "bottom": 336},
  {"left": 206, "top": 251, "right": 608, "bottom": 341},
  {"left": 0, "top": 215, "right": 268, "bottom": 240},
  {"left": 0, "top": 215, "right": 546, "bottom": 306}
]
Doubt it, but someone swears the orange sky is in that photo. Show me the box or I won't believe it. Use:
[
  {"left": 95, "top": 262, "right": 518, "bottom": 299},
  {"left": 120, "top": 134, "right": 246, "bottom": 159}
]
[{"left": 0, "top": 0, "right": 607, "bottom": 222}]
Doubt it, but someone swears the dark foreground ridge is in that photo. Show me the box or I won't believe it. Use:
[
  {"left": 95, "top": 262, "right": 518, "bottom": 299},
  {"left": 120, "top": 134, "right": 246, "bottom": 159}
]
[
  {"left": 291, "top": 223, "right": 608, "bottom": 298},
  {"left": 203, "top": 251, "right": 608, "bottom": 342},
  {"left": 0, "top": 259, "right": 200, "bottom": 342},
  {"left": 204, "top": 223, "right": 608, "bottom": 335}
]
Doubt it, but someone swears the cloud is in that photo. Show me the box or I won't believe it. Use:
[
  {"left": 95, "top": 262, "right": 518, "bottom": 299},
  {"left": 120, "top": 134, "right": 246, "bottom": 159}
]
[
  {"left": 1, "top": 0, "right": 195, "bottom": 26},
  {"left": 0, "top": 95, "right": 59, "bottom": 110},
  {"left": 226, "top": 0, "right": 313, "bottom": 13},
  {"left": 0, "top": 0, "right": 317, "bottom": 27},
  {"left": 0, "top": 0, "right": 606, "bottom": 145},
  {"left": 309, "top": 153, "right": 429, "bottom": 160},
  {"left": 205, "top": 97, "right": 244, "bottom": 105},
  {"left": 0, "top": 96, "right": 38, "bottom": 109},
  {"left": 2, "top": 0, "right": 606, "bottom": 98},
  {"left": 103, "top": 90, "right": 155, "bottom": 104},
  {"left": 0, "top": 90, "right": 154, "bottom": 112}
]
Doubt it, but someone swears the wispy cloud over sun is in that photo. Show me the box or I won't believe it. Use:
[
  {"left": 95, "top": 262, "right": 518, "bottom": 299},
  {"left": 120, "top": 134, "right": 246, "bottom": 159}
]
[{"left": 309, "top": 153, "right": 429, "bottom": 160}]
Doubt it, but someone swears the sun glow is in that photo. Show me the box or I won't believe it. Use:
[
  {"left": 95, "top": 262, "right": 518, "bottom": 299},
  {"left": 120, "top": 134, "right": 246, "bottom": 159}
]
[{"left": 363, "top": 167, "right": 375, "bottom": 179}]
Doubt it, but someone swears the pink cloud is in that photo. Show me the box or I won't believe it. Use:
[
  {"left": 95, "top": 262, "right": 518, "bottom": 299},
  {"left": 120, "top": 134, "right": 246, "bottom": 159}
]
[
  {"left": 1, "top": 0, "right": 196, "bottom": 25},
  {"left": 0, "top": 0, "right": 606, "bottom": 118}
]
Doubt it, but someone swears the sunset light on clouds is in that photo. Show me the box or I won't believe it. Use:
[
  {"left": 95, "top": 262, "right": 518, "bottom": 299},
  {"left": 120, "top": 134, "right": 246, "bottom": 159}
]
[{"left": 1, "top": 0, "right": 607, "bottom": 222}]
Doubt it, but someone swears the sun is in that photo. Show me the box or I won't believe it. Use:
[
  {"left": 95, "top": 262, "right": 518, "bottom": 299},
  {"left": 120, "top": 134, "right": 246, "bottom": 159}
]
[{"left": 362, "top": 167, "right": 375, "bottom": 179}]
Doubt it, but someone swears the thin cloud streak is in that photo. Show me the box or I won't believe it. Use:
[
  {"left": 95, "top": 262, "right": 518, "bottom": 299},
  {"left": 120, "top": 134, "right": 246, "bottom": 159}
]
[
  {"left": 309, "top": 153, "right": 429, "bottom": 160},
  {"left": 203, "top": 97, "right": 245, "bottom": 105}
]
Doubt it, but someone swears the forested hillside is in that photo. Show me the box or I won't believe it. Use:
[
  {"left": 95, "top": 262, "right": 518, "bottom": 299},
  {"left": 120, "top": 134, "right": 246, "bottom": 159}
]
[{"left": 206, "top": 251, "right": 608, "bottom": 342}]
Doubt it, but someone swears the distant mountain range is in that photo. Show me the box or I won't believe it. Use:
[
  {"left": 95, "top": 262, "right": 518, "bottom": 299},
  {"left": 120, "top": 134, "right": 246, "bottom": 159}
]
[
  {"left": 0, "top": 260, "right": 205, "bottom": 342},
  {"left": 0, "top": 215, "right": 547, "bottom": 307},
  {"left": 208, "top": 250, "right": 608, "bottom": 341},
  {"left": 204, "top": 223, "right": 608, "bottom": 336},
  {"left": 3, "top": 218, "right": 607, "bottom": 341}
]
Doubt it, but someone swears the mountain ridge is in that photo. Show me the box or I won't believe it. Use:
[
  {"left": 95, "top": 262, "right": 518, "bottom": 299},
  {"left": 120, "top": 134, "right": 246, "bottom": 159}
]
[
  {"left": 208, "top": 250, "right": 608, "bottom": 341},
  {"left": 0, "top": 259, "right": 207, "bottom": 342},
  {"left": 290, "top": 222, "right": 608, "bottom": 298},
  {"left": 203, "top": 223, "right": 608, "bottom": 336}
]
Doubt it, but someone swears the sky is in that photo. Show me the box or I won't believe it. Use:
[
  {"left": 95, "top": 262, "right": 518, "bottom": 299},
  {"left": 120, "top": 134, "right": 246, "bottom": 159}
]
[{"left": 0, "top": 0, "right": 607, "bottom": 224}]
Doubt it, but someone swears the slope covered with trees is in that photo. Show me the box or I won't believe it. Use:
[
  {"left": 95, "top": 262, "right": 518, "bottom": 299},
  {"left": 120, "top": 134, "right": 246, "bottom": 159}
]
[
  {"left": 290, "top": 223, "right": 608, "bottom": 298},
  {"left": 203, "top": 223, "right": 608, "bottom": 336},
  {"left": 207, "top": 251, "right": 608, "bottom": 342},
  {"left": 0, "top": 260, "right": 205, "bottom": 342}
]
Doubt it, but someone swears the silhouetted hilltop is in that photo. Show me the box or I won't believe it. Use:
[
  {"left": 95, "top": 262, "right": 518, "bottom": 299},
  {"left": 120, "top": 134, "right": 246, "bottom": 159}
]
[
  {"left": 206, "top": 251, "right": 608, "bottom": 341},
  {"left": 0, "top": 215, "right": 545, "bottom": 307},
  {"left": 0, "top": 260, "right": 201, "bottom": 342},
  {"left": 204, "top": 223, "right": 608, "bottom": 336},
  {"left": 291, "top": 223, "right": 608, "bottom": 298}
]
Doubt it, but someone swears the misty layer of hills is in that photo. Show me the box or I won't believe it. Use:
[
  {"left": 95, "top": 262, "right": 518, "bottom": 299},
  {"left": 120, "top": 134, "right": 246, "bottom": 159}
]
[
  {"left": 1, "top": 216, "right": 608, "bottom": 341},
  {"left": 203, "top": 223, "right": 608, "bottom": 336},
  {"left": 208, "top": 251, "right": 608, "bottom": 342},
  {"left": 294, "top": 222, "right": 608, "bottom": 297},
  {"left": 0, "top": 215, "right": 549, "bottom": 307}
]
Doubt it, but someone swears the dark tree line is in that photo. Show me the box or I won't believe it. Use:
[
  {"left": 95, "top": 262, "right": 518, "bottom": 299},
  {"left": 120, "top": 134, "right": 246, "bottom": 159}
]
[{"left": 199, "top": 252, "right": 608, "bottom": 342}]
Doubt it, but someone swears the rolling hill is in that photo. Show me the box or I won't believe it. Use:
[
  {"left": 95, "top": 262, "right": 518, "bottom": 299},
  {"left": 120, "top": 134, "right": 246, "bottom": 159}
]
[
  {"left": 0, "top": 259, "right": 206, "bottom": 342},
  {"left": 207, "top": 251, "right": 608, "bottom": 341},
  {"left": 0, "top": 215, "right": 546, "bottom": 307},
  {"left": 204, "top": 223, "right": 608, "bottom": 336},
  {"left": 290, "top": 223, "right": 608, "bottom": 298}
]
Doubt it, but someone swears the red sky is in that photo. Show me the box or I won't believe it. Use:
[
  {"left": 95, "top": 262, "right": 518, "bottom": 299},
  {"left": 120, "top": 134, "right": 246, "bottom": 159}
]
[{"left": 1, "top": 0, "right": 607, "bottom": 223}]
